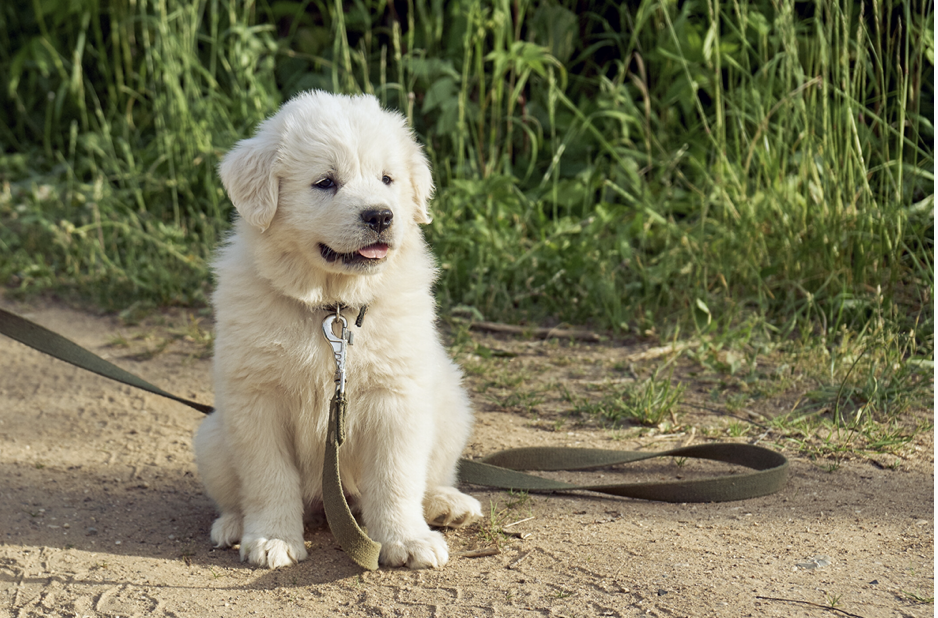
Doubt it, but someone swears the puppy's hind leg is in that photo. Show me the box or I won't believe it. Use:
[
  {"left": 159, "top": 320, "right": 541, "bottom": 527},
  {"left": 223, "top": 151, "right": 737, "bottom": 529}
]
[
  {"left": 424, "top": 486, "right": 483, "bottom": 528},
  {"left": 194, "top": 412, "right": 244, "bottom": 548},
  {"left": 423, "top": 361, "right": 483, "bottom": 529}
]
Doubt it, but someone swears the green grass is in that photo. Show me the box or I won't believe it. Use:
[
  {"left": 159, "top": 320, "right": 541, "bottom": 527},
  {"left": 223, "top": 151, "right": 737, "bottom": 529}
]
[
  {"left": 768, "top": 313, "right": 933, "bottom": 462},
  {"left": 901, "top": 589, "right": 935, "bottom": 605},
  {"left": 0, "top": 0, "right": 279, "bottom": 307},
  {"left": 0, "top": 1, "right": 932, "bottom": 360},
  {"left": 473, "top": 490, "right": 533, "bottom": 548},
  {"left": 566, "top": 368, "right": 686, "bottom": 427}
]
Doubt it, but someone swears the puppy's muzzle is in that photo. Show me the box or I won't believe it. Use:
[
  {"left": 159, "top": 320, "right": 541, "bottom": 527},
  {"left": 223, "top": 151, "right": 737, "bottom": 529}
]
[
  {"left": 318, "top": 208, "right": 395, "bottom": 265},
  {"left": 361, "top": 208, "right": 393, "bottom": 234}
]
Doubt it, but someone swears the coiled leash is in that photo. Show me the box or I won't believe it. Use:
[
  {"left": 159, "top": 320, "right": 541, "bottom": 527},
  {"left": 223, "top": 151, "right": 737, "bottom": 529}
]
[{"left": 0, "top": 307, "right": 788, "bottom": 571}]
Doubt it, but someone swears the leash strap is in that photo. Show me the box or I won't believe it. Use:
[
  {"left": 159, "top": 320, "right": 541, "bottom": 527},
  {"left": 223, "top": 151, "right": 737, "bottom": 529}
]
[
  {"left": 0, "top": 307, "right": 213, "bottom": 414},
  {"left": 0, "top": 306, "right": 790, "bottom": 569},
  {"left": 323, "top": 391, "right": 381, "bottom": 570},
  {"left": 321, "top": 310, "right": 383, "bottom": 570},
  {"left": 458, "top": 444, "right": 788, "bottom": 502}
]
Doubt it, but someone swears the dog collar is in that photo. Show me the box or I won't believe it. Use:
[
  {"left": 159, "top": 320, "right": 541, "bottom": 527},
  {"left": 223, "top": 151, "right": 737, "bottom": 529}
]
[{"left": 320, "top": 304, "right": 368, "bottom": 328}]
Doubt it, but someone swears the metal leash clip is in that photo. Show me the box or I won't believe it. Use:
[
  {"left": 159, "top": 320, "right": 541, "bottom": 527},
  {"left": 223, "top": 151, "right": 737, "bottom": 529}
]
[{"left": 322, "top": 308, "right": 353, "bottom": 396}]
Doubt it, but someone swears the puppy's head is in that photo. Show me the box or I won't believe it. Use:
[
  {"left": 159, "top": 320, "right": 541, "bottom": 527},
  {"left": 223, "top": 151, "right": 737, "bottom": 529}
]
[{"left": 218, "top": 91, "right": 434, "bottom": 275}]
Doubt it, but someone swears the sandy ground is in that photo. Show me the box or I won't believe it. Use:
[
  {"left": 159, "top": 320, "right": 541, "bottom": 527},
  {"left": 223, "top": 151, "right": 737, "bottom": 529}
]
[{"left": 0, "top": 298, "right": 933, "bottom": 618}]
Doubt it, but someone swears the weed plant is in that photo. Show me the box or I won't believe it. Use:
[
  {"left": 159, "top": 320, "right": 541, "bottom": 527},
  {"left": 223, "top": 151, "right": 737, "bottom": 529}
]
[
  {"left": 0, "top": 0, "right": 933, "bottom": 355},
  {"left": 567, "top": 369, "right": 686, "bottom": 427}
]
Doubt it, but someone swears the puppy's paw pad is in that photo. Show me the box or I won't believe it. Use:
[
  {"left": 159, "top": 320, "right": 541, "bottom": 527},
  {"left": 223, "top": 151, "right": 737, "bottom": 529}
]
[
  {"left": 240, "top": 536, "right": 308, "bottom": 569},
  {"left": 210, "top": 513, "right": 243, "bottom": 548},
  {"left": 424, "top": 487, "right": 483, "bottom": 528},
  {"left": 380, "top": 530, "right": 448, "bottom": 569}
]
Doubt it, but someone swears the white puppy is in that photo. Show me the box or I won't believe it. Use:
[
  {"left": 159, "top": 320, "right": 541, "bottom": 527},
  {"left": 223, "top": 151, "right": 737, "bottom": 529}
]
[{"left": 194, "top": 90, "right": 482, "bottom": 570}]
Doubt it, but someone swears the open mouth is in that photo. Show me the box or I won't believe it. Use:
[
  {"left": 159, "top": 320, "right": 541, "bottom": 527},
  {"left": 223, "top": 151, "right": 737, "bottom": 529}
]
[{"left": 319, "top": 242, "right": 390, "bottom": 265}]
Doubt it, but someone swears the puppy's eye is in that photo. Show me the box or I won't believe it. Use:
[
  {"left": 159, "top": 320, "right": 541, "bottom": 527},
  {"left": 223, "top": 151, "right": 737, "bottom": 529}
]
[
  {"left": 382, "top": 175, "right": 392, "bottom": 186},
  {"left": 313, "top": 178, "right": 336, "bottom": 190}
]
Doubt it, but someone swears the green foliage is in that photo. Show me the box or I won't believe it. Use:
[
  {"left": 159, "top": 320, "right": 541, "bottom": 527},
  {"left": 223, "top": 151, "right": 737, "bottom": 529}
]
[
  {"left": 0, "top": 0, "right": 933, "bottom": 355},
  {"left": 0, "top": 0, "right": 279, "bottom": 307}
]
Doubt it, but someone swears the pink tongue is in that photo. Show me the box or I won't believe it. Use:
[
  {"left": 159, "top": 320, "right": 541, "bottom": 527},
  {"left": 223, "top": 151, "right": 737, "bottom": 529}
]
[{"left": 358, "top": 244, "right": 389, "bottom": 259}]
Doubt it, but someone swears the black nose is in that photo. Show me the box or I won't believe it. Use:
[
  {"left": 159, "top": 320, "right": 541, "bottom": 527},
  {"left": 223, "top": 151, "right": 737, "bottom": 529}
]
[{"left": 361, "top": 208, "right": 394, "bottom": 234}]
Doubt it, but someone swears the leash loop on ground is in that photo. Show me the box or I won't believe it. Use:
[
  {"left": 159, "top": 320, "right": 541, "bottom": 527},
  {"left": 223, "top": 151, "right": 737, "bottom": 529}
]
[{"left": 458, "top": 443, "right": 788, "bottom": 503}]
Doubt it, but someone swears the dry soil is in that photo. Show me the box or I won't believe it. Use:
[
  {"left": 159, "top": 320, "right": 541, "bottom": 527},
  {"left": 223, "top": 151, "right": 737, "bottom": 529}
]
[{"left": 0, "top": 298, "right": 933, "bottom": 618}]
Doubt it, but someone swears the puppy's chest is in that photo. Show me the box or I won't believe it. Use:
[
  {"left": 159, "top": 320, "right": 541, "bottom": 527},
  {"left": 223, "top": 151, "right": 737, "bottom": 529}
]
[{"left": 274, "top": 320, "right": 410, "bottom": 395}]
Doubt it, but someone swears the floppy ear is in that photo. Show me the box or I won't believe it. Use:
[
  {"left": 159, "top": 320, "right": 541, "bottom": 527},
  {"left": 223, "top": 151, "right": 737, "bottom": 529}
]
[
  {"left": 218, "top": 124, "right": 282, "bottom": 232},
  {"left": 409, "top": 146, "right": 435, "bottom": 224}
]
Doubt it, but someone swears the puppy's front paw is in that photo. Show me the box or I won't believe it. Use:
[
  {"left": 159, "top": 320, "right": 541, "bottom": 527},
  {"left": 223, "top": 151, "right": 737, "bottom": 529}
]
[
  {"left": 379, "top": 529, "right": 449, "bottom": 569},
  {"left": 240, "top": 534, "right": 308, "bottom": 569},
  {"left": 424, "top": 487, "right": 483, "bottom": 528}
]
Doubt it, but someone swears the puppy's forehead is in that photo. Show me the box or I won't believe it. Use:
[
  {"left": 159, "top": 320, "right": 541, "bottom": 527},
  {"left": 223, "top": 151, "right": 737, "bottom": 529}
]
[{"left": 278, "top": 95, "right": 408, "bottom": 174}]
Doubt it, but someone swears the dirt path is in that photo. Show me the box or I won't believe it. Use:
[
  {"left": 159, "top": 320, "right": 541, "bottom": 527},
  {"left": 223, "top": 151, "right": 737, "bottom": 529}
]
[{"left": 0, "top": 298, "right": 932, "bottom": 617}]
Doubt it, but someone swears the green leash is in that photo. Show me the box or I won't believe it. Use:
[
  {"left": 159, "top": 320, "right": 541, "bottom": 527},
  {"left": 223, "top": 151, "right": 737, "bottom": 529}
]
[
  {"left": 461, "top": 443, "right": 788, "bottom": 502},
  {"left": 0, "top": 308, "right": 213, "bottom": 414},
  {"left": 320, "top": 309, "right": 383, "bottom": 570},
  {"left": 0, "top": 307, "right": 789, "bottom": 571}
]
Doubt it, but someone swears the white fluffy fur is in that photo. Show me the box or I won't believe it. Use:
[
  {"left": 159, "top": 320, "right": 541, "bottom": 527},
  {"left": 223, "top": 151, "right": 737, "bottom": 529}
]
[{"left": 194, "top": 91, "right": 481, "bottom": 570}]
